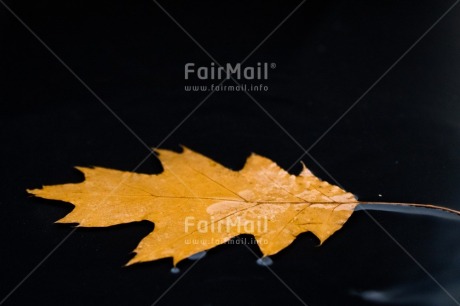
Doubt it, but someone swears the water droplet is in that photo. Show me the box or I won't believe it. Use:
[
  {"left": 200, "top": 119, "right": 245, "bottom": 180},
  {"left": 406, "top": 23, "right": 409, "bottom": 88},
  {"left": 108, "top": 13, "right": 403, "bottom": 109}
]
[
  {"left": 170, "top": 267, "right": 180, "bottom": 274},
  {"left": 378, "top": 194, "right": 382, "bottom": 197},
  {"left": 256, "top": 256, "right": 273, "bottom": 266},
  {"left": 188, "top": 251, "right": 207, "bottom": 261}
]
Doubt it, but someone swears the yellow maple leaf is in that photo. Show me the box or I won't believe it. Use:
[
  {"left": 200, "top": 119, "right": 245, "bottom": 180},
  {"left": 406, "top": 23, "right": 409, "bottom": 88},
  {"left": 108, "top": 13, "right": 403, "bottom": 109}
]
[{"left": 27, "top": 147, "right": 459, "bottom": 265}]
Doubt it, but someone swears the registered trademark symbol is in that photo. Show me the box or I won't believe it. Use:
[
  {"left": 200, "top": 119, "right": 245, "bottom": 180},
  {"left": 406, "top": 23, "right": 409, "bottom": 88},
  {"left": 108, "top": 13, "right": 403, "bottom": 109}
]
[{"left": 270, "top": 63, "right": 276, "bottom": 69}]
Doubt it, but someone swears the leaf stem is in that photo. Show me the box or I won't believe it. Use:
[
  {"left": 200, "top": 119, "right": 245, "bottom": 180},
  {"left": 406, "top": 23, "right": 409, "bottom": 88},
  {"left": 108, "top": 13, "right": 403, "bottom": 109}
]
[{"left": 357, "top": 201, "right": 460, "bottom": 217}]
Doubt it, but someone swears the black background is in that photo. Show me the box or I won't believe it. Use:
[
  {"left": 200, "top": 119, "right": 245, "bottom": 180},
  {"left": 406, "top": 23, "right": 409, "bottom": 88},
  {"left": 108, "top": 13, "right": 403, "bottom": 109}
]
[{"left": 1, "top": 0, "right": 460, "bottom": 305}]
